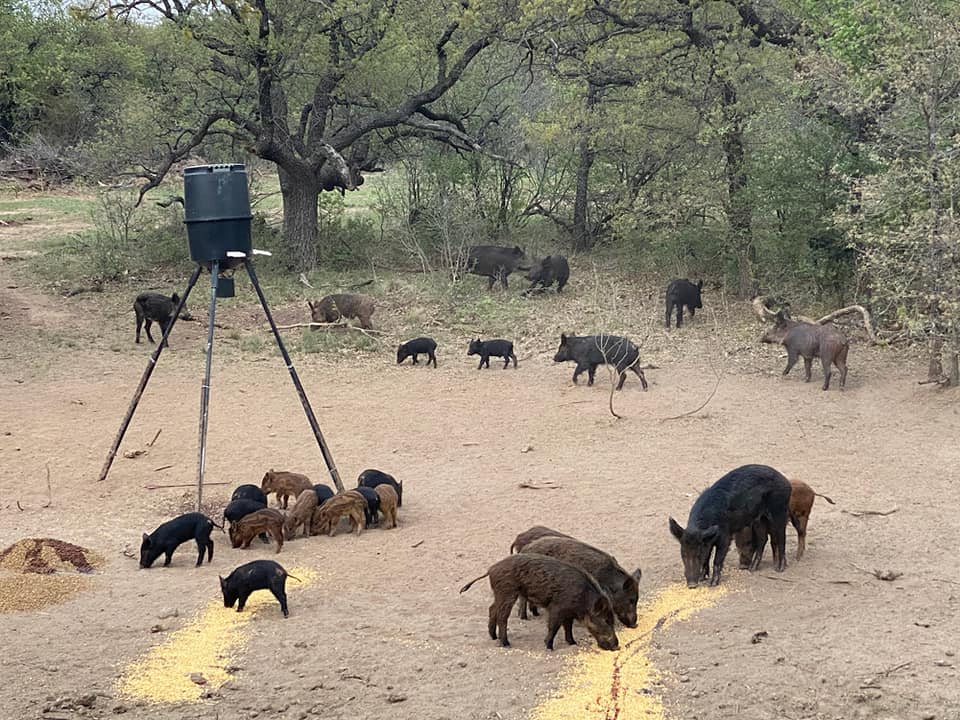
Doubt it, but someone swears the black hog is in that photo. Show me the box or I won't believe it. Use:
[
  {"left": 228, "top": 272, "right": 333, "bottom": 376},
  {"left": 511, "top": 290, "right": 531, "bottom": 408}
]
[
  {"left": 524, "top": 255, "right": 570, "bottom": 294},
  {"left": 509, "top": 526, "right": 573, "bottom": 554},
  {"left": 140, "top": 512, "right": 215, "bottom": 568},
  {"left": 313, "top": 483, "right": 335, "bottom": 506},
  {"left": 353, "top": 486, "right": 381, "bottom": 528},
  {"left": 308, "top": 293, "right": 375, "bottom": 330},
  {"left": 669, "top": 464, "right": 792, "bottom": 588},
  {"left": 232, "top": 484, "right": 268, "bottom": 505},
  {"left": 665, "top": 279, "right": 703, "bottom": 329},
  {"left": 397, "top": 337, "right": 438, "bottom": 367},
  {"left": 467, "top": 245, "right": 526, "bottom": 290},
  {"left": 220, "top": 559, "right": 293, "bottom": 617},
  {"left": 468, "top": 338, "right": 517, "bottom": 369},
  {"left": 519, "top": 537, "right": 641, "bottom": 627},
  {"left": 761, "top": 310, "right": 849, "bottom": 390},
  {"left": 223, "top": 499, "right": 266, "bottom": 526},
  {"left": 460, "top": 554, "right": 619, "bottom": 651},
  {"left": 357, "top": 469, "right": 403, "bottom": 508},
  {"left": 553, "top": 333, "right": 648, "bottom": 390},
  {"left": 134, "top": 291, "right": 191, "bottom": 347}
]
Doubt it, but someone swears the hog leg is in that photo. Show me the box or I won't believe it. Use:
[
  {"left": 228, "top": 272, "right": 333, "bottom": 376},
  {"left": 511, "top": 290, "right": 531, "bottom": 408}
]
[
  {"left": 770, "top": 510, "right": 789, "bottom": 572},
  {"left": 544, "top": 610, "right": 563, "bottom": 650},
  {"left": 572, "top": 362, "right": 589, "bottom": 385},
  {"left": 615, "top": 361, "right": 629, "bottom": 390},
  {"left": 163, "top": 550, "right": 174, "bottom": 567},
  {"left": 675, "top": 305, "right": 684, "bottom": 328},
  {"left": 243, "top": 533, "right": 254, "bottom": 549},
  {"left": 429, "top": 350, "right": 437, "bottom": 368},
  {"left": 630, "top": 364, "right": 649, "bottom": 390},
  {"left": 517, "top": 596, "right": 529, "bottom": 620},
  {"left": 587, "top": 364, "right": 597, "bottom": 386},
  {"left": 791, "top": 511, "right": 808, "bottom": 560},
  {"left": 562, "top": 618, "right": 577, "bottom": 646},
  {"left": 237, "top": 591, "right": 250, "bottom": 612},
  {"left": 144, "top": 318, "right": 156, "bottom": 344},
  {"left": 411, "top": 354, "right": 418, "bottom": 364},
  {"left": 270, "top": 581, "right": 289, "bottom": 617},
  {"left": 688, "top": 306, "right": 696, "bottom": 320},
  {"left": 135, "top": 308, "right": 145, "bottom": 343},
  {"left": 496, "top": 594, "right": 518, "bottom": 647},
  {"left": 803, "top": 357, "right": 813, "bottom": 382},
  {"left": 783, "top": 348, "right": 799, "bottom": 376},
  {"left": 821, "top": 355, "right": 833, "bottom": 390},
  {"left": 748, "top": 520, "right": 768, "bottom": 571},
  {"left": 503, "top": 355, "right": 510, "bottom": 369},
  {"left": 665, "top": 301, "right": 673, "bottom": 328},
  {"left": 273, "top": 528, "right": 284, "bottom": 553},
  {"left": 709, "top": 540, "right": 729, "bottom": 586},
  {"left": 487, "top": 275, "right": 496, "bottom": 290},
  {"left": 488, "top": 603, "right": 499, "bottom": 639},
  {"left": 159, "top": 318, "right": 171, "bottom": 348}
]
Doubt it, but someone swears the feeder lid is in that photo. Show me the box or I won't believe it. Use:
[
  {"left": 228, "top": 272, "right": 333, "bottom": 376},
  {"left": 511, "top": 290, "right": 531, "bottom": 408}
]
[{"left": 183, "top": 164, "right": 253, "bottom": 223}]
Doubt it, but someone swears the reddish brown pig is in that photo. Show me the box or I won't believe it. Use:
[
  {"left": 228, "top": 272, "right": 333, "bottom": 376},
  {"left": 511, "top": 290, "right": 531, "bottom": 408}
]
[
  {"left": 459, "top": 554, "right": 619, "bottom": 651},
  {"left": 261, "top": 470, "right": 313, "bottom": 509},
  {"left": 734, "top": 479, "right": 835, "bottom": 565},
  {"left": 761, "top": 310, "right": 849, "bottom": 390}
]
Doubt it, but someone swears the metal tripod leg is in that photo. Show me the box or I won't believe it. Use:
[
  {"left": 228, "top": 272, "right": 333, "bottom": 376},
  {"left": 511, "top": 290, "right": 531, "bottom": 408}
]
[
  {"left": 244, "top": 259, "right": 343, "bottom": 492},
  {"left": 195, "top": 261, "right": 220, "bottom": 511},
  {"left": 97, "top": 265, "right": 203, "bottom": 483}
]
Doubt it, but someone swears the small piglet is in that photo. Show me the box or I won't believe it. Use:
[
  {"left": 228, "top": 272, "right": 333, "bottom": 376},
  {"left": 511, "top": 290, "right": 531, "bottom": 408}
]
[
  {"left": 220, "top": 559, "right": 294, "bottom": 617},
  {"left": 232, "top": 484, "right": 268, "bottom": 506},
  {"left": 313, "top": 483, "right": 335, "bottom": 506},
  {"left": 374, "top": 484, "right": 399, "bottom": 528},
  {"left": 261, "top": 469, "right": 313, "bottom": 509},
  {"left": 134, "top": 291, "right": 192, "bottom": 347},
  {"left": 669, "top": 464, "right": 792, "bottom": 587},
  {"left": 664, "top": 279, "right": 703, "bottom": 329},
  {"left": 223, "top": 498, "right": 266, "bottom": 527},
  {"left": 358, "top": 469, "right": 403, "bottom": 507},
  {"left": 467, "top": 338, "right": 517, "bottom": 369},
  {"left": 353, "top": 486, "right": 381, "bottom": 528},
  {"left": 761, "top": 309, "right": 849, "bottom": 390},
  {"left": 140, "top": 512, "right": 215, "bottom": 568},
  {"left": 397, "top": 337, "right": 438, "bottom": 367},
  {"left": 460, "top": 554, "right": 619, "bottom": 651}
]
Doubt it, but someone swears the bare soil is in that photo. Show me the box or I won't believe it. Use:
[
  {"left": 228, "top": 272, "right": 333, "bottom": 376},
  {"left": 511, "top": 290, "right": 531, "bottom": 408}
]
[{"left": 1, "top": 213, "right": 958, "bottom": 720}]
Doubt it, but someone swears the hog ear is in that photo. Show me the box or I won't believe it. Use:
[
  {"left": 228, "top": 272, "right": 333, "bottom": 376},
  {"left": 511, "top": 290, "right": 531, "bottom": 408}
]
[
  {"left": 697, "top": 280, "right": 703, "bottom": 290},
  {"left": 630, "top": 568, "right": 642, "bottom": 584},
  {"left": 668, "top": 517, "right": 685, "bottom": 542},
  {"left": 701, "top": 525, "right": 720, "bottom": 543},
  {"left": 560, "top": 333, "right": 568, "bottom": 343},
  {"left": 141, "top": 533, "right": 150, "bottom": 544},
  {"left": 171, "top": 292, "right": 180, "bottom": 304},
  {"left": 307, "top": 301, "right": 314, "bottom": 311},
  {"left": 218, "top": 576, "right": 225, "bottom": 587}
]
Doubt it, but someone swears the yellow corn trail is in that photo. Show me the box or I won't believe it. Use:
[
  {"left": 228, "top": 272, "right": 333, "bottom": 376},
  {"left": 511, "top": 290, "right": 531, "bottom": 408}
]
[
  {"left": 532, "top": 582, "right": 729, "bottom": 720},
  {"left": 117, "top": 567, "right": 317, "bottom": 703}
]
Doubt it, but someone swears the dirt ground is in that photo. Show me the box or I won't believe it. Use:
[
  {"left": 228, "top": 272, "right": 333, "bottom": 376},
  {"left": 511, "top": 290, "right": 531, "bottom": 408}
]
[{"left": 1, "top": 215, "right": 960, "bottom": 720}]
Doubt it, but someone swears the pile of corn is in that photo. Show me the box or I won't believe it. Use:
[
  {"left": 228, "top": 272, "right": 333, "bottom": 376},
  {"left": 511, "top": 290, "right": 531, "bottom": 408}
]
[
  {"left": 0, "top": 538, "right": 103, "bottom": 613},
  {"left": 532, "top": 583, "right": 729, "bottom": 720}
]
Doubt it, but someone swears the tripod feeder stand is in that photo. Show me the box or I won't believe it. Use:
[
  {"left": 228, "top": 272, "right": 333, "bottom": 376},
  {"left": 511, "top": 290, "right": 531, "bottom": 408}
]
[{"left": 97, "top": 164, "right": 343, "bottom": 505}]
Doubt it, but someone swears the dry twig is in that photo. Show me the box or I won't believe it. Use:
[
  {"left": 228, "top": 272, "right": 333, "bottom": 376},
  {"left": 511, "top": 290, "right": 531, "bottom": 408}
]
[{"left": 842, "top": 506, "right": 899, "bottom": 518}]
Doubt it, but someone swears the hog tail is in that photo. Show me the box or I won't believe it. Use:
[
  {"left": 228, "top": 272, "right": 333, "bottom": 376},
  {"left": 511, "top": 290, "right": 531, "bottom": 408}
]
[
  {"left": 459, "top": 573, "right": 489, "bottom": 594},
  {"left": 814, "top": 492, "right": 836, "bottom": 505},
  {"left": 287, "top": 573, "right": 302, "bottom": 583}
]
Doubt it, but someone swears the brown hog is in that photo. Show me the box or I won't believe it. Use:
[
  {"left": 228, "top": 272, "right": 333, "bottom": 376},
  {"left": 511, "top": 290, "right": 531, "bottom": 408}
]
[
  {"left": 310, "top": 491, "right": 366, "bottom": 536},
  {"left": 229, "top": 508, "right": 285, "bottom": 553},
  {"left": 460, "top": 554, "right": 619, "bottom": 652},
  {"left": 734, "top": 479, "right": 836, "bottom": 566},
  {"left": 509, "top": 525, "right": 574, "bottom": 554},
  {"left": 283, "top": 489, "right": 319, "bottom": 540},
  {"left": 308, "top": 294, "right": 375, "bottom": 330},
  {"left": 519, "top": 537, "right": 641, "bottom": 627},
  {"left": 374, "top": 485, "right": 398, "bottom": 529},
  {"left": 261, "top": 470, "right": 312, "bottom": 509},
  {"left": 761, "top": 309, "right": 849, "bottom": 390}
]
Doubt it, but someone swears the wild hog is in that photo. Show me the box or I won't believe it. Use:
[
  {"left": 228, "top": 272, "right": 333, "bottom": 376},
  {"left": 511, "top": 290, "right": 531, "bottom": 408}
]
[
  {"left": 519, "top": 537, "right": 641, "bottom": 627},
  {"left": 310, "top": 492, "right": 366, "bottom": 536},
  {"left": 397, "top": 337, "right": 438, "bottom": 367},
  {"left": 358, "top": 469, "right": 403, "bottom": 507},
  {"left": 313, "top": 483, "right": 335, "bottom": 506},
  {"left": 283, "top": 489, "right": 319, "bottom": 540},
  {"left": 467, "top": 245, "right": 526, "bottom": 290},
  {"left": 761, "top": 309, "right": 849, "bottom": 390},
  {"left": 223, "top": 498, "right": 266, "bottom": 527},
  {"left": 140, "top": 512, "right": 215, "bottom": 568},
  {"left": 232, "top": 484, "right": 268, "bottom": 506},
  {"left": 665, "top": 279, "right": 703, "bottom": 329},
  {"left": 467, "top": 338, "right": 517, "bottom": 369},
  {"left": 308, "top": 293, "right": 375, "bottom": 330},
  {"left": 261, "top": 470, "right": 313, "bottom": 509},
  {"left": 459, "top": 554, "right": 619, "bottom": 651},
  {"left": 509, "top": 526, "right": 574, "bottom": 554},
  {"left": 353, "top": 486, "right": 381, "bottom": 528},
  {"left": 734, "top": 479, "right": 835, "bottom": 566},
  {"left": 220, "top": 560, "right": 294, "bottom": 618},
  {"left": 230, "top": 508, "right": 285, "bottom": 553},
  {"left": 669, "top": 464, "right": 792, "bottom": 587},
  {"left": 374, "top": 485, "right": 399, "bottom": 529},
  {"left": 134, "top": 291, "right": 192, "bottom": 347},
  {"left": 553, "top": 333, "right": 648, "bottom": 390},
  {"left": 524, "top": 255, "right": 570, "bottom": 294}
]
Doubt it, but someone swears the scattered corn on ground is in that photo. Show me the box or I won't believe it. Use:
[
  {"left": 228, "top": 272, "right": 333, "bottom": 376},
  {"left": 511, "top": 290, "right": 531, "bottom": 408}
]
[
  {"left": 117, "top": 567, "right": 317, "bottom": 703},
  {"left": 532, "top": 582, "right": 729, "bottom": 720}
]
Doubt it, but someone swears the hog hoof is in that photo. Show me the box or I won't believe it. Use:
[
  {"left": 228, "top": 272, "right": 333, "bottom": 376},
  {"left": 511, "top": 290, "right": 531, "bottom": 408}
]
[{"left": 499, "top": 639, "right": 510, "bottom": 648}]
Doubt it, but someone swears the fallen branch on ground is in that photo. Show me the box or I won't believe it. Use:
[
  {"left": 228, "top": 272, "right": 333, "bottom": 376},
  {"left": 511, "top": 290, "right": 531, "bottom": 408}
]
[
  {"left": 518, "top": 480, "right": 562, "bottom": 490},
  {"left": 273, "top": 321, "right": 385, "bottom": 338},
  {"left": 842, "top": 506, "right": 899, "bottom": 518}
]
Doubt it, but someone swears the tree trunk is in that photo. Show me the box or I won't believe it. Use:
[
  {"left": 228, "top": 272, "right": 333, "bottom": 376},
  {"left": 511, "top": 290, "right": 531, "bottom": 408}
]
[
  {"left": 278, "top": 165, "right": 322, "bottom": 271},
  {"left": 572, "top": 83, "right": 598, "bottom": 252},
  {"left": 719, "top": 79, "right": 755, "bottom": 299}
]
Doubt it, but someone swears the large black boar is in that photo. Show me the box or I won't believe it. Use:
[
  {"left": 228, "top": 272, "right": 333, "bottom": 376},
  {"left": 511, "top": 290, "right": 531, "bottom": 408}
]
[
  {"left": 524, "top": 255, "right": 570, "bottom": 294},
  {"left": 358, "top": 469, "right": 403, "bottom": 507},
  {"left": 308, "top": 293, "right": 375, "bottom": 330},
  {"left": 220, "top": 559, "right": 293, "bottom": 617},
  {"left": 553, "top": 333, "right": 648, "bottom": 390},
  {"left": 519, "top": 537, "right": 641, "bottom": 627},
  {"left": 140, "top": 512, "right": 215, "bottom": 568},
  {"left": 665, "top": 279, "right": 703, "bottom": 329},
  {"left": 761, "top": 310, "right": 849, "bottom": 390},
  {"left": 134, "top": 291, "right": 191, "bottom": 347},
  {"left": 669, "top": 464, "right": 792, "bottom": 588},
  {"left": 460, "top": 554, "right": 619, "bottom": 651},
  {"left": 466, "top": 245, "right": 526, "bottom": 290}
]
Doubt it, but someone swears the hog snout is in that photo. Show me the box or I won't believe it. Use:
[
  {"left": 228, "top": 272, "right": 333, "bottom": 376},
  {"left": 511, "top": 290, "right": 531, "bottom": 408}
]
[{"left": 598, "top": 636, "right": 619, "bottom": 651}]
